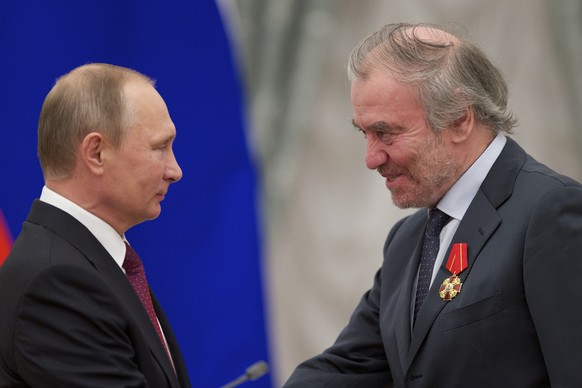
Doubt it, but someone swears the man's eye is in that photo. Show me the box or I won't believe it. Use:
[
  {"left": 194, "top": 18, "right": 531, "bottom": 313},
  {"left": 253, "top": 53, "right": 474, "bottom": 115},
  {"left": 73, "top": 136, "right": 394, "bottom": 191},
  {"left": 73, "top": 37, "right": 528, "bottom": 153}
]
[
  {"left": 380, "top": 133, "right": 391, "bottom": 141},
  {"left": 376, "top": 131, "right": 394, "bottom": 143},
  {"left": 358, "top": 128, "right": 367, "bottom": 139}
]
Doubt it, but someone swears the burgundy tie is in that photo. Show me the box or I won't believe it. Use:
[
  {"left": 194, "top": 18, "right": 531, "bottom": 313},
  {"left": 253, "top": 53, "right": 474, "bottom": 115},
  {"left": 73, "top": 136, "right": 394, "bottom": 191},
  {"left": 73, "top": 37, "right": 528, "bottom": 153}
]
[{"left": 123, "top": 242, "right": 172, "bottom": 362}]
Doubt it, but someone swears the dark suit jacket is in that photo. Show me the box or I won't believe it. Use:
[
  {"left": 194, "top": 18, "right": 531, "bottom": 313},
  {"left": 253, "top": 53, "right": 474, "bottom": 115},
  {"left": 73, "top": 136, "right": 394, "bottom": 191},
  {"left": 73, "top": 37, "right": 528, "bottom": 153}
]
[
  {"left": 0, "top": 200, "right": 191, "bottom": 387},
  {"left": 284, "top": 138, "right": 582, "bottom": 387}
]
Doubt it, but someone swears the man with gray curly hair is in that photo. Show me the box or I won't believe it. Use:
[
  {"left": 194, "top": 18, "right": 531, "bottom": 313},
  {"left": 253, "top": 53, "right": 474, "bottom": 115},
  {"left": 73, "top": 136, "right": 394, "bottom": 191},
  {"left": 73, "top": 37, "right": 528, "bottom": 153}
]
[{"left": 285, "top": 23, "right": 582, "bottom": 387}]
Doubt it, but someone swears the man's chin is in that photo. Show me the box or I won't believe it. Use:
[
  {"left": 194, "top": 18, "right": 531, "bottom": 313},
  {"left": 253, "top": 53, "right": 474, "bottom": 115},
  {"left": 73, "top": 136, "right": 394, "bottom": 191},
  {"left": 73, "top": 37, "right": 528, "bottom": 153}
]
[
  {"left": 145, "top": 207, "right": 162, "bottom": 221},
  {"left": 390, "top": 193, "right": 414, "bottom": 209},
  {"left": 390, "top": 190, "right": 434, "bottom": 209}
]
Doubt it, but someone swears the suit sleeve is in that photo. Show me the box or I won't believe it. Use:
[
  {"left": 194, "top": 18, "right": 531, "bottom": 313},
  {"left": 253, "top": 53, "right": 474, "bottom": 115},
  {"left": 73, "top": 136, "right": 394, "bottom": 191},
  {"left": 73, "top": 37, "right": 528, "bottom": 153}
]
[
  {"left": 524, "top": 184, "right": 582, "bottom": 385},
  {"left": 284, "top": 268, "right": 392, "bottom": 388},
  {"left": 14, "top": 263, "right": 150, "bottom": 387},
  {"left": 283, "top": 219, "right": 408, "bottom": 388}
]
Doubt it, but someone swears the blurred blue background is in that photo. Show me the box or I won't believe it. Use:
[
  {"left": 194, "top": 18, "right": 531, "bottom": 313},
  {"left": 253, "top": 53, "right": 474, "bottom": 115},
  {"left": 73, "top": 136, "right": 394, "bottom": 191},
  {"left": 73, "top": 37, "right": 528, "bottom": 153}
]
[{"left": 0, "top": 1, "right": 271, "bottom": 387}]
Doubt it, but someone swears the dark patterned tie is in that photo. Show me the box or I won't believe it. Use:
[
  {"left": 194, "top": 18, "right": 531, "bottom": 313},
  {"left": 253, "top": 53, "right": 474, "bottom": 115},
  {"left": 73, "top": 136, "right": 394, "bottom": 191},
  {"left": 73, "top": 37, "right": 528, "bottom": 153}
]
[
  {"left": 123, "top": 242, "right": 172, "bottom": 362},
  {"left": 414, "top": 208, "right": 450, "bottom": 324}
]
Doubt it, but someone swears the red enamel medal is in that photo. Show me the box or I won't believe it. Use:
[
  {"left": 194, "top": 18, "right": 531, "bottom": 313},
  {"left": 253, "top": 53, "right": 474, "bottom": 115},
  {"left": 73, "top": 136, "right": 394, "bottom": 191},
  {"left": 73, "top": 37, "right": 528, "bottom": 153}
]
[{"left": 439, "top": 243, "right": 468, "bottom": 301}]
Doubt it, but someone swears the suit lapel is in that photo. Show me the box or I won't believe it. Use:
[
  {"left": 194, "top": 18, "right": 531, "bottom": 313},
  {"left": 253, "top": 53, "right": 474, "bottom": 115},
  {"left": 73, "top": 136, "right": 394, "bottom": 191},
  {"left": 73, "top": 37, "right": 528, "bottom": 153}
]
[
  {"left": 394, "top": 226, "right": 425, "bottom": 372},
  {"left": 152, "top": 293, "right": 191, "bottom": 387},
  {"left": 406, "top": 191, "right": 500, "bottom": 369},
  {"left": 27, "top": 201, "right": 179, "bottom": 386},
  {"left": 405, "top": 137, "right": 527, "bottom": 372}
]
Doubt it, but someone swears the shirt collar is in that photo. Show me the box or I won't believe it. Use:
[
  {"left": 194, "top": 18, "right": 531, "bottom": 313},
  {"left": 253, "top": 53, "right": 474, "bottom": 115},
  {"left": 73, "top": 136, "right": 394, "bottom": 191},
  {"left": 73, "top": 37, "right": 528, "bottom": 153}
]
[
  {"left": 438, "top": 133, "right": 507, "bottom": 221},
  {"left": 39, "top": 186, "right": 127, "bottom": 269}
]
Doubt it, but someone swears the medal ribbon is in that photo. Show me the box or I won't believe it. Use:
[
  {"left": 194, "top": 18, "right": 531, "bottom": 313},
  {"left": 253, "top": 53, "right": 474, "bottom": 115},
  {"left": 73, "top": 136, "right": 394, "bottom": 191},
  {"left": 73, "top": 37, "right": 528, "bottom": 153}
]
[{"left": 445, "top": 243, "right": 468, "bottom": 275}]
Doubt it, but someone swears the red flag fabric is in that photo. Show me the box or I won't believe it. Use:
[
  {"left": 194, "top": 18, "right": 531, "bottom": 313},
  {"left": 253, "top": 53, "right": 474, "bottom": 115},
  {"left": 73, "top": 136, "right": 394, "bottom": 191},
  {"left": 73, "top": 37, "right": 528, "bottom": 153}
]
[{"left": 0, "top": 209, "right": 12, "bottom": 266}]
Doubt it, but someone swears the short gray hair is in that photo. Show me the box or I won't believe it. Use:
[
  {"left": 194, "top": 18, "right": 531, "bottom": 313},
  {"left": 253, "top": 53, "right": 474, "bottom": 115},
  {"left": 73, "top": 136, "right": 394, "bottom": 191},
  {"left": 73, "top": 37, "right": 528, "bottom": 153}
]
[{"left": 38, "top": 63, "right": 154, "bottom": 180}]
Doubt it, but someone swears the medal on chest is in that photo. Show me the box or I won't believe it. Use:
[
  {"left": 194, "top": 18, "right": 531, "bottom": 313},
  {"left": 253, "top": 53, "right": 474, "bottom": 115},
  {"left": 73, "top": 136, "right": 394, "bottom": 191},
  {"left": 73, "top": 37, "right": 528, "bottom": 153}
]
[{"left": 439, "top": 243, "right": 468, "bottom": 301}]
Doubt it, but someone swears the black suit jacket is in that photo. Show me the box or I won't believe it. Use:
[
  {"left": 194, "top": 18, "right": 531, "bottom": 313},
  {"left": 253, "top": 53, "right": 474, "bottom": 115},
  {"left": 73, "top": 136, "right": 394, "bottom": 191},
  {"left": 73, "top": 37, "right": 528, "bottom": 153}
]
[
  {"left": 284, "top": 138, "right": 582, "bottom": 387},
  {"left": 0, "top": 200, "right": 191, "bottom": 387}
]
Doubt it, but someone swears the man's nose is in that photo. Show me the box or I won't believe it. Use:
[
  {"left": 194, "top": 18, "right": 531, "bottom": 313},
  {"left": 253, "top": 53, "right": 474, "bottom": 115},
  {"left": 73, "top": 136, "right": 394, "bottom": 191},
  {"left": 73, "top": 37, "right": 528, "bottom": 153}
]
[
  {"left": 166, "top": 149, "right": 183, "bottom": 183},
  {"left": 365, "top": 139, "right": 388, "bottom": 170}
]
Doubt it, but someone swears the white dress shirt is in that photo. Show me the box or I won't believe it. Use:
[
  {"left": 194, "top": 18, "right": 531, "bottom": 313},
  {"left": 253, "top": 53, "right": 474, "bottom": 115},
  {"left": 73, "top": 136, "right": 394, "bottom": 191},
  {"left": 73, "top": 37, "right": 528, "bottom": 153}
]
[
  {"left": 40, "top": 186, "right": 127, "bottom": 270},
  {"left": 432, "top": 133, "right": 507, "bottom": 286}
]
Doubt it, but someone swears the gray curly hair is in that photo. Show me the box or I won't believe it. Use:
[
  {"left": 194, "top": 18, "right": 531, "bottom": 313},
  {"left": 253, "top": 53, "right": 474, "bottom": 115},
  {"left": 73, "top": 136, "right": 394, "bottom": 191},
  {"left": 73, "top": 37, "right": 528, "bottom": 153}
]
[{"left": 348, "top": 22, "right": 517, "bottom": 134}]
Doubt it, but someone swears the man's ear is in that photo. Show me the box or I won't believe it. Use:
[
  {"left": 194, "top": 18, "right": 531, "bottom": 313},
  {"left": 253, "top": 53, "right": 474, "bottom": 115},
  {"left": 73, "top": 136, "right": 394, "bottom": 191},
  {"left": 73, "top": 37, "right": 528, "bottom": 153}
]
[
  {"left": 80, "top": 132, "right": 108, "bottom": 175},
  {"left": 450, "top": 106, "right": 474, "bottom": 144}
]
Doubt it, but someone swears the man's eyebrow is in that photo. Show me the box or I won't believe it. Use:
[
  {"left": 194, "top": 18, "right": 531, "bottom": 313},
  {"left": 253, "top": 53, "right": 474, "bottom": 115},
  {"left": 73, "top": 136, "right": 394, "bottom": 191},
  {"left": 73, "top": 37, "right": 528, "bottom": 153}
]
[
  {"left": 351, "top": 119, "right": 396, "bottom": 132},
  {"left": 370, "top": 122, "right": 392, "bottom": 131}
]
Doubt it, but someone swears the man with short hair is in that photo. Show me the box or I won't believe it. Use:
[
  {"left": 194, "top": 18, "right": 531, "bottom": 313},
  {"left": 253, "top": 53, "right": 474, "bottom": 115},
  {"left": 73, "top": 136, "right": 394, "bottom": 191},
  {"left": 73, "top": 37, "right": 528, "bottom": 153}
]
[
  {"left": 0, "top": 63, "right": 190, "bottom": 387},
  {"left": 284, "top": 23, "right": 582, "bottom": 387}
]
